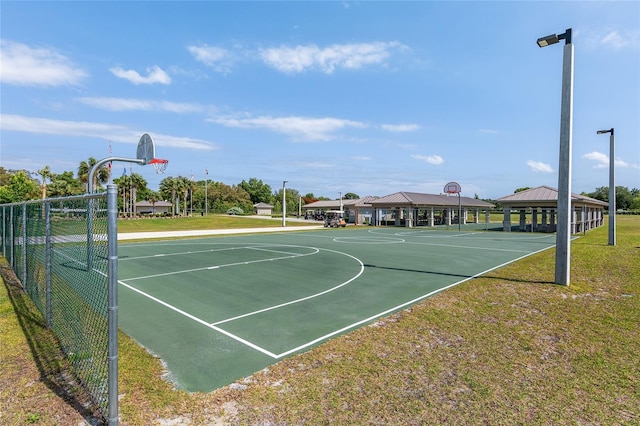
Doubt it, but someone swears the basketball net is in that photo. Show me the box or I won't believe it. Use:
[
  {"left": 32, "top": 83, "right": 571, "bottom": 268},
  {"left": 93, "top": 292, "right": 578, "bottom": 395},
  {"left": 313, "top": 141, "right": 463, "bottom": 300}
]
[{"left": 149, "top": 158, "right": 169, "bottom": 174}]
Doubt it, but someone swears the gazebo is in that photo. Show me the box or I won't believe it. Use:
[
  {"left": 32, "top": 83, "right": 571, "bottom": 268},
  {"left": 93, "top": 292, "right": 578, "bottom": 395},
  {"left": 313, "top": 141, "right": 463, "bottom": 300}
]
[
  {"left": 496, "top": 186, "right": 608, "bottom": 233},
  {"left": 369, "top": 192, "right": 494, "bottom": 228}
]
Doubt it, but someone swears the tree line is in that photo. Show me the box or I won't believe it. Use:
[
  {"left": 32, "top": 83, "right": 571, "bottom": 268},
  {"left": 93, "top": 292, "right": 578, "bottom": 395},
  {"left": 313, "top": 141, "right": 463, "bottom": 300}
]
[
  {"left": 4, "top": 163, "right": 635, "bottom": 214},
  {"left": 0, "top": 163, "right": 353, "bottom": 216}
]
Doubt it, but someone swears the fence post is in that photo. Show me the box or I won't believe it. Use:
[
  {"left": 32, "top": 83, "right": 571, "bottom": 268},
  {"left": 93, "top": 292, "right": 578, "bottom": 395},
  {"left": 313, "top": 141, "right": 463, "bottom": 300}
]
[
  {"left": 107, "top": 184, "right": 119, "bottom": 425},
  {"left": 2, "top": 206, "right": 5, "bottom": 258},
  {"left": 22, "top": 203, "right": 27, "bottom": 288},
  {"left": 9, "top": 206, "right": 14, "bottom": 269},
  {"left": 45, "top": 201, "right": 52, "bottom": 328}
]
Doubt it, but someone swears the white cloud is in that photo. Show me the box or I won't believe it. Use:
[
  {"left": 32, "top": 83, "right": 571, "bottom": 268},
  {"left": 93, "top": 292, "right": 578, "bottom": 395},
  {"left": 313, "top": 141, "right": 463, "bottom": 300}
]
[
  {"left": 600, "top": 30, "right": 640, "bottom": 49},
  {"left": 479, "top": 128, "right": 499, "bottom": 134},
  {"left": 583, "top": 151, "right": 638, "bottom": 169},
  {"left": 210, "top": 115, "right": 367, "bottom": 141},
  {"left": 0, "top": 39, "right": 87, "bottom": 86},
  {"left": 260, "top": 41, "right": 406, "bottom": 74},
  {"left": 0, "top": 114, "right": 215, "bottom": 151},
  {"left": 411, "top": 154, "right": 444, "bottom": 165},
  {"left": 352, "top": 156, "right": 372, "bottom": 161},
  {"left": 110, "top": 65, "right": 171, "bottom": 85},
  {"left": 526, "top": 160, "right": 553, "bottom": 173},
  {"left": 187, "top": 44, "right": 234, "bottom": 73},
  {"left": 585, "top": 29, "right": 640, "bottom": 50},
  {"left": 381, "top": 123, "right": 420, "bottom": 132},
  {"left": 75, "top": 97, "right": 205, "bottom": 114},
  {"left": 583, "top": 151, "right": 609, "bottom": 168}
]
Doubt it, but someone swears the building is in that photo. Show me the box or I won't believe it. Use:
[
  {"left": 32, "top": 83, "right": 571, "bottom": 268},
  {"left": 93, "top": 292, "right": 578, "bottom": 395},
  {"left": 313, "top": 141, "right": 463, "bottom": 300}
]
[
  {"left": 302, "top": 196, "right": 377, "bottom": 224},
  {"left": 369, "top": 192, "right": 494, "bottom": 227},
  {"left": 253, "top": 202, "right": 274, "bottom": 215},
  {"left": 496, "top": 186, "right": 608, "bottom": 233},
  {"left": 134, "top": 200, "right": 173, "bottom": 216}
]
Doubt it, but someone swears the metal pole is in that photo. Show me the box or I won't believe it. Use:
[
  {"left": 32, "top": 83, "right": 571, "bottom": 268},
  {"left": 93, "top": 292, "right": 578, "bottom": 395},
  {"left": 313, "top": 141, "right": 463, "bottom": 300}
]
[
  {"left": 458, "top": 193, "right": 461, "bottom": 232},
  {"left": 205, "top": 169, "right": 208, "bottom": 216},
  {"left": 554, "top": 41, "right": 574, "bottom": 285},
  {"left": 45, "top": 201, "right": 52, "bottom": 328},
  {"left": 9, "top": 206, "right": 14, "bottom": 268},
  {"left": 2, "top": 206, "right": 5, "bottom": 258},
  {"left": 609, "top": 131, "right": 616, "bottom": 246},
  {"left": 106, "top": 184, "right": 119, "bottom": 425},
  {"left": 282, "top": 181, "right": 287, "bottom": 227},
  {"left": 22, "top": 204, "right": 27, "bottom": 287}
]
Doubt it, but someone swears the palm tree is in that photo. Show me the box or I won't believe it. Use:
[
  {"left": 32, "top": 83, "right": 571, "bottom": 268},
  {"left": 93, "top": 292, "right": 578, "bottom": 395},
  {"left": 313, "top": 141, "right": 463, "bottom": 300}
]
[
  {"left": 129, "top": 173, "right": 147, "bottom": 216},
  {"left": 78, "top": 157, "right": 109, "bottom": 192},
  {"left": 175, "top": 176, "right": 191, "bottom": 217},
  {"left": 160, "top": 177, "right": 180, "bottom": 217},
  {"left": 36, "top": 165, "right": 51, "bottom": 199},
  {"left": 148, "top": 190, "right": 160, "bottom": 215}
]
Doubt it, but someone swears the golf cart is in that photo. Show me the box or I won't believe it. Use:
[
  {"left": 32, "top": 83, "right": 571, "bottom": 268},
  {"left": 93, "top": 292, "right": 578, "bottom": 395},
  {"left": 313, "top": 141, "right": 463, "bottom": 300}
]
[{"left": 324, "top": 210, "right": 346, "bottom": 228}]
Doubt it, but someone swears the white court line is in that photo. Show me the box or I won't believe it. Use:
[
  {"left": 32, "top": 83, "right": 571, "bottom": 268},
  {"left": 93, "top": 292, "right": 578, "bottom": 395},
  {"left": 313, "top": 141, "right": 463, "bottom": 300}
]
[
  {"left": 118, "top": 245, "right": 364, "bottom": 357},
  {"left": 119, "top": 246, "right": 244, "bottom": 261},
  {"left": 212, "top": 247, "right": 364, "bottom": 326},
  {"left": 121, "top": 247, "right": 318, "bottom": 282},
  {"left": 117, "top": 280, "right": 278, "bottom": 358},
  {"left": 271, "top": 242, "right": 557, "bottom": 358}
]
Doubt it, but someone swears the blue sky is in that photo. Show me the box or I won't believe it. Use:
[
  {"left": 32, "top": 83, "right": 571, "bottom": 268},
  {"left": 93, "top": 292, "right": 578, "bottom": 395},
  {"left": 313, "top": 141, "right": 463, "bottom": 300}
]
[{"left": 1, "top": 1, "right": 638, "bottom": 200}]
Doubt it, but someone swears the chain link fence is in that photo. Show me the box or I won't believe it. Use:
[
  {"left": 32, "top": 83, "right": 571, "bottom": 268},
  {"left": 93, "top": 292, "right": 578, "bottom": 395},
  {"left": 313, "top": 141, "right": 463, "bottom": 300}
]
[{"left": 1, "top": 185, "right": 119, "bottom": 425}]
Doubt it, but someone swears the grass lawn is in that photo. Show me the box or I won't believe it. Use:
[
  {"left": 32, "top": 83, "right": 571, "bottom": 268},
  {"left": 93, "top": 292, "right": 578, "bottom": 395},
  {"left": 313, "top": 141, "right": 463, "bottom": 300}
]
[
  {"left": 1, "top": 216, "right": 638, "bottom": 425},
  {"left": 116, "top": 214, "right": 317, "bottom": 233}
]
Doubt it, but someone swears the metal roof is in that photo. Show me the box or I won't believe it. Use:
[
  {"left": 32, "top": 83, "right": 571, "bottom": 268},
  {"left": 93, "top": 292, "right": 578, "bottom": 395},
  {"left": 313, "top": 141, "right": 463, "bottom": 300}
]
[
  {"left": 303, "top": 196, "right": 377, "bottom": 209},
  {"left": 497, "top": 186, "right": 608, "bottom": 207},
  {"left": 371, "top": 192, "right": 494, "bottom": 208}
]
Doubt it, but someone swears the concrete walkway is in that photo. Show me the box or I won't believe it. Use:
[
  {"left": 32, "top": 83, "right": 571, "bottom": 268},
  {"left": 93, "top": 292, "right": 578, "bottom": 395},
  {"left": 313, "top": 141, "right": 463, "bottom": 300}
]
[{"left": 118, "top": 224, "right": 324, "bottom": 241}]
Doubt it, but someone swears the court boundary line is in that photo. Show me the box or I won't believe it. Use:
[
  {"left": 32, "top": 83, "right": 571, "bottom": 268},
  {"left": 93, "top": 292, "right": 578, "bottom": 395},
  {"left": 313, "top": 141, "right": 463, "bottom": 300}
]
[
  {"left": 121, "top": 245, "right": 320, "bottom": 282},
  {"left": 271, "top": 242, "right": 557, "bottom": 358},
  {"left": 117, "top": 280, "right": 279, "bottom": 358},
  {"left": 117, "top": 231, "right": 566, "bottom": 361},
  {"left": 118, "top": 244, "right": 365, "bottom": 358}
]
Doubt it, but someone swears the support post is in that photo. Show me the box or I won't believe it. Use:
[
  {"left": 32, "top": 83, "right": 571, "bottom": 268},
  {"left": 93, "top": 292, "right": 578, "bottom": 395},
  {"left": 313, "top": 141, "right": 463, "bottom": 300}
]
[{"left": 107, "top": 184, "right": 119, "bottom": 425}]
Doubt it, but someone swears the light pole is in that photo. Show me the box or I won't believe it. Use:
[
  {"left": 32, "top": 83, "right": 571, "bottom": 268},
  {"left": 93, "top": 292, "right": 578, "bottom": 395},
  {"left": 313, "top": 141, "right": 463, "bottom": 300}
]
[
  {"left": 597, "top": 128, "right": 615, "bottom": 246},
  {"left": 339, "top": 192, "right": 343, "bottom": 212},
  {"left": 282, "top": 181, "right": 287, "bottom": 227},
  {"left": 204, "top": 169, "right": 208, "bottom": 216},
  {"left": 537, "top": 28, "right": 574, "bottom": 286}
]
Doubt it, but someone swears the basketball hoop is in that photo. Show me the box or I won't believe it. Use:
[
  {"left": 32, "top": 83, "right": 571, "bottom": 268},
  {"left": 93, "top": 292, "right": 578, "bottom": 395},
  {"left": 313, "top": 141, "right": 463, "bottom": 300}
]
[
  {"left": 444, "top": 181, "right": 462, "bottom": 194},
  {"left": 148, "top": 158, "right": 169, "bottom": 174}
]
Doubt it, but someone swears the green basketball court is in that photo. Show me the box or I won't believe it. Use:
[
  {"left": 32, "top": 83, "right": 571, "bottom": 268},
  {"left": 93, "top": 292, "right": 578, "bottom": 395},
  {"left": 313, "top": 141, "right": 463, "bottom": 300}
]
[{"left": 117, "top": 227, "right": 557, "bottom": 391}]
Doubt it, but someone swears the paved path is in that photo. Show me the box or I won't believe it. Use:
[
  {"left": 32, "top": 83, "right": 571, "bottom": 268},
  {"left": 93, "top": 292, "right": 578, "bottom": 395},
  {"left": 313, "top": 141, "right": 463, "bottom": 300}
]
[{"left": 118, "top": 224, "right": 324, "bottom": 241}]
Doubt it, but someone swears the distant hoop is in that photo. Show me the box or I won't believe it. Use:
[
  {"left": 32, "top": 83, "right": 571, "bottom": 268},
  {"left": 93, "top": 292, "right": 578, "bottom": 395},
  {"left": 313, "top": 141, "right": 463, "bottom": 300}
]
[
  {"left": 149, "top": 158, "right": 169, "bottom": 174},
  {"left": 444, "top": 181, "right": 462, "bottom": 194}
]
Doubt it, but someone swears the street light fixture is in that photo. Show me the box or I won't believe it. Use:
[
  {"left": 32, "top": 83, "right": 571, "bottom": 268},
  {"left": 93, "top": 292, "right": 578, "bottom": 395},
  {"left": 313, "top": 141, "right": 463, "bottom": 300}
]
[
  {"left": 596, "top": 128, "right": 615, "bottom": 246},
  {"left": 537, "top": 28, "right": 574, "bottom": 286},
  {"left": 536, "top": 30, "right": 572, "bottom": 48}
]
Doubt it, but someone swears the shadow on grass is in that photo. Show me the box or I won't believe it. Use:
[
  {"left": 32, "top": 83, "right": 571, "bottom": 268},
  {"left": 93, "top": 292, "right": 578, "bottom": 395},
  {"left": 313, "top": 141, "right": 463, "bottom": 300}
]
[{"left": 0, "top": 260, "right": 103, "bottom": 425}]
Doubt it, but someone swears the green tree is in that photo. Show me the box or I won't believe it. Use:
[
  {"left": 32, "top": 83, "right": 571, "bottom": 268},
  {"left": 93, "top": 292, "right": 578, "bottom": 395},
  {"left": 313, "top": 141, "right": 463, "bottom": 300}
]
[
  {"left": 343, "top": 192, "right": 359, "bottom": 200},
  {"left": 239, "top": 178, "right": 273, "bottom": 205},
  {"left": 159, "top": 176, "right": 181, "bottom": 217},
  {"left": 206, "top": 182, "right": 252, "bottom": 213},
  {"left": 48, "top": 171, "right": 83, "bottom": 196},
  {"left": 585, "top": 186, "right": 635, "bottom": 211},
  {"left": 36, "top": 165, "right": 51, "bottom": 199},
  {"left": 273, "top": 187, "right": 300, "bottom": 215},
  {"left": 147, "top": 190, "right": 161, "bottom": 215},
  {"left": 514, "top": 187, "right": 531, "bottom": 193},
  {"left": 78, "top": 157, "right": 109, "bottom": 192},
  {"left": 0, "top": 170, "right": 38, "bottom": 202}
]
